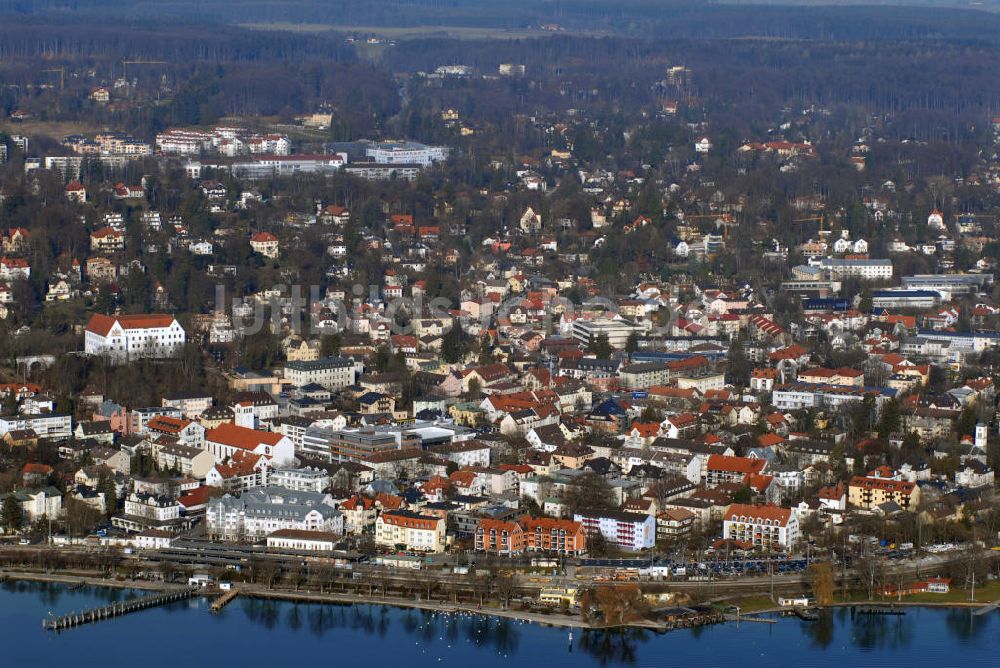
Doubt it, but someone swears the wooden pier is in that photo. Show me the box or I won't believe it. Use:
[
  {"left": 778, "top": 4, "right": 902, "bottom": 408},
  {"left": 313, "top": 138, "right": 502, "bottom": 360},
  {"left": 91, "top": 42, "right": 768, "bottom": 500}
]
[
  {"left": 657, "top": 607, "right": 725, "bottom": 631},
  {"left": 724, "top": 613, "right": 776, "bottom": 624},
  {"left": 211, "top": 589, "right": 240, "bottom": 613},
  {"left": 43, "top": 588, "right": 197, "bottom": 631},
  {"left": 793, "top": 607, "right": 820, "bottom": 622},
  {"left": 853, "top": 605, "right": 906, "bottom": 616},
  {"left": 972, "top": 601, "right": 999, "bottom": 617}
]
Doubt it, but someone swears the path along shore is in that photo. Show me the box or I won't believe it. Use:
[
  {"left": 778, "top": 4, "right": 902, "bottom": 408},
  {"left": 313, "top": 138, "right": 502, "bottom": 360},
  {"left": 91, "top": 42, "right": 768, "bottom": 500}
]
[
  {"left": 5, "top": 568, "right": 996, "bottom": 630},
  {"left": 1, "top": 569, "right": 593, "bottom": 629}
]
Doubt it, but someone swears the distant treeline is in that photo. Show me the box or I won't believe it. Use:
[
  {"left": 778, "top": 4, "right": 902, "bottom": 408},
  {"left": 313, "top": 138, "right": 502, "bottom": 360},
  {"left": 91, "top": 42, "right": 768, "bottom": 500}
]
[
  {"left": 5, "top": 0, "right": 1000, "bottom": 41},
  {"left": 385, "top": 35, "right": 1000, "bottom": 126},
  {"left": 3, "top": 13, "right": 1000, "bottom": 141},
  {"left": 0, "top": 17, "right": 356, "bottom": 62}
]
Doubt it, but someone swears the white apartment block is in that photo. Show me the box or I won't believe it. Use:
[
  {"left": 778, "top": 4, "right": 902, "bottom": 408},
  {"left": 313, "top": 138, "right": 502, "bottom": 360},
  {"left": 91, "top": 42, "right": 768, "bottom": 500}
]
[
  {"left": 113, "top": 492, "right": 182, "bottom": 533},
  {"left": 283, "top": 357, "right": 359, "bottom": 390},
  {"left": 365, "top": 141, "right": 450, "bottom": 167},
  {"left": 84, "top": 314, "right": 186, "bottom": 362},
  {"left": 570, "top": 318, "right": 646, "bottom": 349},
  {"left": 0, "top": 413, "right": 72, "bottom": 440},
  {"left": 773, "top": 383, "right": 894, "bottom": 413},
  {"left": 573, "top": 510, "right": 656, "bottom": 551},
  {"left": 156, "top": 129, "right": 214, "bottom": 155},
  {"left": 722, "top": 504, "right": 799, "bottom": 552},
  {"left": 818, "top": 257, "right": 893, "bottom": 280},
  {"left": 269, "top": 466, "right": 330, "bottom": 493},
  {"left": 207, "top": 487, "right": 342, "bottom": 541},
  {"left": 375, "top": 511, "right": 447, "bottom": 553}
]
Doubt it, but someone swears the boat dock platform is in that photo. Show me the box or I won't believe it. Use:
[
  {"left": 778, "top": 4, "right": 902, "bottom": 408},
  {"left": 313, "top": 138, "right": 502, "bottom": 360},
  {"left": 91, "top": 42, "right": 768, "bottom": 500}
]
[
  {"left": 793, "top": 607, "right": 820, "bottom": 621},
  {"left": 724, "top": 613, "right": 776, "bottom": 624},
  {"left": 211, "top": 589, "right": 240, "bottom": 612},
  {"left": 43, "top": 588, "right": 197, "bottom": 631},
  {"left": 972, "top": 601, "right": 999, "bottom": 617},
  {"left": 854, "top": 605, "right": 906, "bottom": 616}
]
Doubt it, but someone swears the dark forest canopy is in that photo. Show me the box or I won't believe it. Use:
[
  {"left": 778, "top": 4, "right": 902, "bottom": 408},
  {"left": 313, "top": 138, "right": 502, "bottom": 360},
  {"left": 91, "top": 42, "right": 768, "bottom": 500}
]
[
  {"left": 5, "top": 1, "right": 1000, "bottom": 41},
  {"left": 3, "top": 15, "right": 1000, "bottom": 141}
]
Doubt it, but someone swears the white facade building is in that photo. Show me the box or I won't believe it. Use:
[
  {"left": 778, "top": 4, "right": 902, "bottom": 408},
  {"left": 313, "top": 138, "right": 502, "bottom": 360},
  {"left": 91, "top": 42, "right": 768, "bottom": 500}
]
[
  {"left": 206, "top": 487, "right": 342, "bottom": 541},
  {"left": 283, "top": 357, "right": 359, "bottom": 390},
  {"left": 204, "top": 423, "right": 295, "bottom": 467},
  {"left": 375, "top": 511, "right": 447, "bottom": 553},
  {"left": 573, "top": 510, "right": 656, "bottom": 551},
  {"left": 365, "top": 141, "right": 450, "bottom": 167},
  {"left": 84, "top": 314, "right": 186, "bottom": 362},
  {"left": 0, "top": 413, "right": 72, "bottom": 440},
  {"left": 722, "top": 504, "right": 799, "bottom": 552},
  {"left": 269, "top": 467, "right": 330, "bottom": 493},
  {"left": 818, "top": 257, "right": 893, "bottom": 281}
]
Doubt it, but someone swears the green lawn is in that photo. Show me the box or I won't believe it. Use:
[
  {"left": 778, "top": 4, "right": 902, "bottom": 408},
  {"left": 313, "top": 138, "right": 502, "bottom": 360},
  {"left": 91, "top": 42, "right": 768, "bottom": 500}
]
[
  {"left": 835, "top": 581, "right": 1000, "bottom": 605},
  {"left": 717, "top": 595, "right": 778, "bottom": 613},
  {"left": 903, "top": 581, "right": 1000, "bottom": 604}
]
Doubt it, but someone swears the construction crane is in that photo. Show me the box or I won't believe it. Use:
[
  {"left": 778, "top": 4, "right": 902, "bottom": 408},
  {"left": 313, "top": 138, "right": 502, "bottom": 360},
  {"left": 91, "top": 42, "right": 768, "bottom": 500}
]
[
  {"left": 41, "top": 68, "right": 65, "bottom": 91},
  {"left": 120, "top": 59, "right": 167, "bottom": 79}
]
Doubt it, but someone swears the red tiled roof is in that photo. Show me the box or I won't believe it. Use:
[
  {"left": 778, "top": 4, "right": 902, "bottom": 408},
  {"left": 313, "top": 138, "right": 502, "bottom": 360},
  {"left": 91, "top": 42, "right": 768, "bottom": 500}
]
[
  {"left": 85, "top": 313, "right": 176, "bottom": 336},
  {"left": 178, "top": 485, "right": 222, "bottom": 508},
  {"left": 212, "top": 451, "right": 265, "bottom": 477},
  {"left": 849, "top": 475, "right": 915, "bottom": 494},
  {"left": 449, "top": 470, "right": 478, "bottom": 487},
  {"left": 91, "top": 226, "right": 124, "bottom": 239},
  {"left": 205, "top": 423, "right": 284, "bottom": 450},
  {"left": 630, "top": 422, "right": 661, "bottom": 438},
  {"left": 519, "top": 516, "right": 583, "bottom": 533},
  {"left": 147, "top": 415, "right": 192, "bottom": 433},
  {"left": 476, "top": 518, "right": 521, "bottom": 532},
  {"left": 757, "top": 433, "right": 785, "bottom": 448},
  {"left": 375, "top": 493, "right": 404, "bottom": 510},
  {"left": 341, "top": 494, "right": 375, "bottom": 511},
  {"left": 708, "top": 455, "right": 766, "bottom": 475},
  {"left": 380, "top": 511, "right": 439, "bottom": 530},
  {"left": 725, "top": 503, "right": 792, "bottom": 526}
]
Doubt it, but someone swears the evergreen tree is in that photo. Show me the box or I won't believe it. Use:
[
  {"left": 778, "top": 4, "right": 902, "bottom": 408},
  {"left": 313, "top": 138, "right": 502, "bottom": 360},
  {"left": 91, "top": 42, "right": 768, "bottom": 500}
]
[
  {"left": 1, "top": 495, "right": 24, "bottom": 533},
  {"left": 441, "top": 320, "right": 468, "bottom": 364},
  {"left": 321, "top": 333, "right": 342, "bottom": 358},
  {"left": 588, "top": 333, "right": 613, "bottom": 359},
  {"left": 858, "top": 287, "right": 873, "bottom": 315},
  {"left": 97, "top": 471, "right": 119, "bottom": 518},
  {"left": 876, "top": 398, "right": 901, "bottom": 437},
  {"left": 625, "top": 331, "right": 639, "bottom": 357}
]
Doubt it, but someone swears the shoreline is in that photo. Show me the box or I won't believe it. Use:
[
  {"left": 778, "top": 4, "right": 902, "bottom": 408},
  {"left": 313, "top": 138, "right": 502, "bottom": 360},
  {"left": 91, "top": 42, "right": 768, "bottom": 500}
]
[
  {"left": 730, "top": 600, "right": 990, "bottom": 616},
  {"left": 1, "top": 569, "right": 594, "bottom": 629},
  {"left": 4, "top": 569, "right": 996, "bottom": 630}
]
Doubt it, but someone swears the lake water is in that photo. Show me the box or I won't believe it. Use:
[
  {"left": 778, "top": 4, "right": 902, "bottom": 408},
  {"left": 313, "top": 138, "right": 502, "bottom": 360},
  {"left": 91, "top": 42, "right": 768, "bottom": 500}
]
[{"left": 2, "top": 580, "right": 997, "bottom": 667}]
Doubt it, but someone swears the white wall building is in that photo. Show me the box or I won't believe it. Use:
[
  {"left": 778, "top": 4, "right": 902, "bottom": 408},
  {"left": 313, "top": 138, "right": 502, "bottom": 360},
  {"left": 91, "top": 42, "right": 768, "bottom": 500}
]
[
  {"left": 269, "top": 466, "right": 330, "bottom": 493},
  {"left": 84, "top": 314, "right": 186, "bottom": 362},
  {"left": 204, "top": 423, "right": 295, "bottom": 467},
  {"left": 207, "top": 487, "right": 342, "bottom": 541},
  {"left": 0, "top": 413, "right": 72, "bottom": 440},
  {"left": 722, "top": 504, "right": 799, "bottom": 552},
  {"left": 283, "top": 357, "right": 359, "bottom": 390},
  {"left": 573, "top": 510, "right": 656, "bottom": 551},
  {"left": 375, "top": 511, "right": 447, "bottom": 552},
  {"left": 365, "top": 141, "right": 450, "bottom": 167},
  {"left": 818, "top": 257, "right": 893, "bottom": 281}
]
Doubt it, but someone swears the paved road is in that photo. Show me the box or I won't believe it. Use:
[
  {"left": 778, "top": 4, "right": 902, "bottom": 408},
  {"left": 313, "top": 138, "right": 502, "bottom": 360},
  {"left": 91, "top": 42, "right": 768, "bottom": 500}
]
[{"left": 3, "top": 542, "right": 994, "bottom": 599}]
